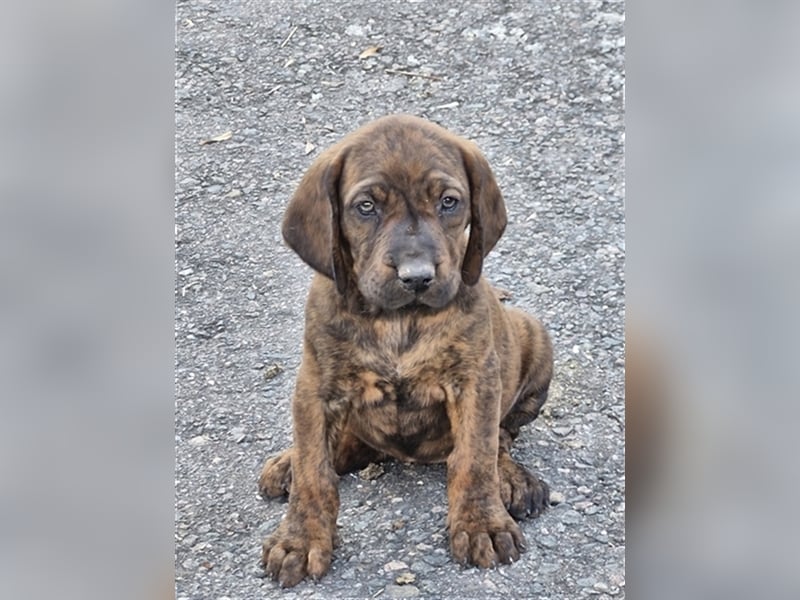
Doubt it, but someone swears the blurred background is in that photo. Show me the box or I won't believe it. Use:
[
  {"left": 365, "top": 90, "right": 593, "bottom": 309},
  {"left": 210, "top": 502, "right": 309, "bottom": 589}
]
[
  {"left": 627, "top": 1, "right": 800, "bottom": 598},
  {"left": 0, "top": 1, "right": 798, "bottom": 599}
]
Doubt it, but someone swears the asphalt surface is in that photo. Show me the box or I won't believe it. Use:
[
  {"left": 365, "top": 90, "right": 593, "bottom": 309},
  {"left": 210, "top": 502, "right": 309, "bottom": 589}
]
[{"left": 175, "top": 0, "right": 625, "bottom": 598}]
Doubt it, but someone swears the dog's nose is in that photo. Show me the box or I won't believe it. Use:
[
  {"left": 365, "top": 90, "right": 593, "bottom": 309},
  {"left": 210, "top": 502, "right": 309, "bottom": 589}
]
[{"left": 397, "top": 260, "right": 435, "bottom": 293}]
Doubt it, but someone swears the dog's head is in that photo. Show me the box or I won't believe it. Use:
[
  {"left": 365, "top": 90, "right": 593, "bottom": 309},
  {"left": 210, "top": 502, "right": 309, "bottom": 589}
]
[{"left": 282, "top": 114, "right": 506, "bottom": 310}]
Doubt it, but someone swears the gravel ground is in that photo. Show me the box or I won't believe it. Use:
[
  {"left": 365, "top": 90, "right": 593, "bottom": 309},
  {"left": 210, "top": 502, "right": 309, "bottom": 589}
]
[{"left": 175, "top": 0, "right": 625, "bottom": 598}]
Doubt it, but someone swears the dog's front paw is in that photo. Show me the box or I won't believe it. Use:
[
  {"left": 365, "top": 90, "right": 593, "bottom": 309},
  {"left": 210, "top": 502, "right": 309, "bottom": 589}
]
[
  {"left": 448, "top": 508, "right": 526, "bottom": 568},
  {"left": 262, "top": 516, "right": 335, "bottom": 587}
]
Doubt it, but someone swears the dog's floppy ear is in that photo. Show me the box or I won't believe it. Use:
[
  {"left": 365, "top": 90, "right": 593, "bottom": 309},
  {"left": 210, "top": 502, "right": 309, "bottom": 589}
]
[
  {"left": 281, "top": 147, "right": 351, "bottom": 294},
  {"left": 460, "top": 141, "right": 507, "bottom": 285}
]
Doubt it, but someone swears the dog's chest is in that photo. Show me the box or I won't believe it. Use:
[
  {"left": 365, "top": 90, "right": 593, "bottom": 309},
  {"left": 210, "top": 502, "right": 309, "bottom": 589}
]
[
  {"left": 348, "top": 367, "right": 454, "bottom": 462},
  {"left": 329, "top": 314, "right": 464, "bottom": 461}
]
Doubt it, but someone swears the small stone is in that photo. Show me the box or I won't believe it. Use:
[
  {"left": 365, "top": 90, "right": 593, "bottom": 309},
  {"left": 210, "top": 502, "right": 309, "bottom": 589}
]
[
  {"left": 263, "top": 363, "right": 283, "bottom": 380},
  {"left": 538, "top": 562, "right": 560, "bottom": 574},
  {"left": 188, "top": 435, "right": 209, "bottom": 446},
  {"left": 482, "top": 578, "right": 498, "bottom": 591},
  {"left": 383, "top": 560, "right": 409, "bottom": 572},
  {"left": 345, "top": 24, "right": 367, "bottom": 37},
  {"left": 549, "top": 490, "right": 566, "bottom": 505},
  {"left": 224, "top": 189, "right": 242, "bottom": 198},
  {"left": 577, "top": 577, "right": 597, "bottom": 587},
  {"left": 594, "top": 582, "right": 610, "bottom": 592},
  {"left": 395, "top": 571, "right": 416, "bottom": 584},
  {"left": 421, "top": 552, "right": 448, "bottom": 567},
  {"left": 553, "top": 425, "right": 573, "bottom": 436},
  {"left": 391, "top": 519, "right": 405, "bottom": 530},
  {"left": 353, "top": 518, "right": 370, "bottom": 532},
  {"left": 359, "top": 463, "right": 385, "bottom": 480},
  {"left": 537, "top": 535, "right": 557, "bottom": 548},
  {"left": 409, "top": 560, "right": 433, "bottom": 574},
  {"left": 385, "top": 584, "right": 420, "bottom": 598},
  {"left": 251, "top": 565, "right": 268, "bottom": 578},
  {"left": 229, "top": 427, "right": 246, "bottom": 443},
  {"left": 560, "top": 510, "right": 582, "bottom": 525},
  {"left": 409, "top": 530, "right": 428, "bottom": 543}
]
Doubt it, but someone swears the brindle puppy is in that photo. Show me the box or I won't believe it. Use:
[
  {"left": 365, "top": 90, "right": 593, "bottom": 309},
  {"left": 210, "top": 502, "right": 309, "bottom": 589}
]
[{"left": 259, "top": 114, "right": 553, "bottom": 587}]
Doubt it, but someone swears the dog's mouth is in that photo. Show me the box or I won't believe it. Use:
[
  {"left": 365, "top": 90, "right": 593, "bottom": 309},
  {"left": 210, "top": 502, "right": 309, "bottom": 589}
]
[
  {"left": 356, "top": 266, "right": 460, "bottom": 312},
  {"left": 383, "top": 281, "right": 457, "bottom": 311}
]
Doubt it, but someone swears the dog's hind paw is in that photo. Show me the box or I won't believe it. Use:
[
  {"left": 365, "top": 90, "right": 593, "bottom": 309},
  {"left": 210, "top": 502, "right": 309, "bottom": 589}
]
[
  {"left": 498, "top": 453, "right": 550, "bottom": 520},
  {"left": 258, "top": 449, "right": 293, "bottom": 500}
]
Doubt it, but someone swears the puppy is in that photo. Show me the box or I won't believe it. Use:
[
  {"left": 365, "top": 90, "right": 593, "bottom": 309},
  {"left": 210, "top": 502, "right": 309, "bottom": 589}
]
[{"left": 259, "top": 115, "right": 553, "bottom": 587}]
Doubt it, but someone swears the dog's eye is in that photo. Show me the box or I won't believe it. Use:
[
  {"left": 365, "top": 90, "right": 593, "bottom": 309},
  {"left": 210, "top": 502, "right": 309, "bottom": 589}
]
[
  {"left": 440, "top": 196, "right": 459, "bottom": 211},
  {"left": 356, "top": 199, "right": 377, "bottom": 216}
]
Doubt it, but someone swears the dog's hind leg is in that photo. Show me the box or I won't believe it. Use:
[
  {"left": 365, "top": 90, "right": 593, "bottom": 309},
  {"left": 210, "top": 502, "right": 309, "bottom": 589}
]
[
  {"left": 497, "top": 310, "right": 552, "bottom": 519},
  {"left": 258, "top": 425, "right": 384, "bottom": 500}
]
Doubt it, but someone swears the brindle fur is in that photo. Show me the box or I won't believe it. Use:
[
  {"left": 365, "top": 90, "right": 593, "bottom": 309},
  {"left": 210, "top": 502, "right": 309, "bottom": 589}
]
[{"left": 259, "top": 115, "right": 553, "bottom": 587}]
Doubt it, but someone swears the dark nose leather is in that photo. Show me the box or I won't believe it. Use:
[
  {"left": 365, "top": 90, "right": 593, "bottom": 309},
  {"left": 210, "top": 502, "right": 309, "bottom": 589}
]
[{"left": 397, "top": 260, "right": 435, "bottom": 293}]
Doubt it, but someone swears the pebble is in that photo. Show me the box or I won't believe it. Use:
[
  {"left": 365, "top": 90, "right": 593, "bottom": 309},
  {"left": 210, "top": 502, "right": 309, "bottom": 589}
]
[
  {"left": 229, "top": 427, "right": 246, "bottom": 443},
  {"left": 593, "top": 582, "right": 610, "bottom": 592},
  {"left": 385, "top": 584, "right": 420, "bottom": 598},
  {"left": 353, "top": 518, "right": 370, "bottom": 532},
  {"left": 537, "top": 535, "right": 557, "bottom": 549},
  {"left": 188, "top": 435, "right": 209, "bottom": 446},
  {"left": 383, "top": 560, "right": 409, "bottom": 572},
  {"left": 560, "top": 510, "right": 583, "bottom": 525},
  {"left": 538, "top": 562, "right": 560, "bottom": 574},
  {"left": 549, "top": 490, "right": 566, "bottom": 504},
  {"left": 409, "top": 560, "right": 433, "bottom": 574},
  {"left": 409, "top": 530, "right": 428, "bottom": 543},
  {"left": 345, "top": 24, "right": 367, "bottom": 37},
  {"left": 359, "top": 463, "right": 385, "bottom": 480},
  {"left": 395, "top": 572, "right": 416, "bottom": 584},
  {"left": 420, "top": 551, "right": 449, "bottom": 567}
]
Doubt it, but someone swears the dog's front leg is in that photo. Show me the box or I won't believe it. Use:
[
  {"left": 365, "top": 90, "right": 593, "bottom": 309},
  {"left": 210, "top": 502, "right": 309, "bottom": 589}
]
[
  {"left": 262, "top": 350, "right": 341, "bottom": 587},
  {"left": 445, "top": 351, "right": 526, "bottom": 567}
]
